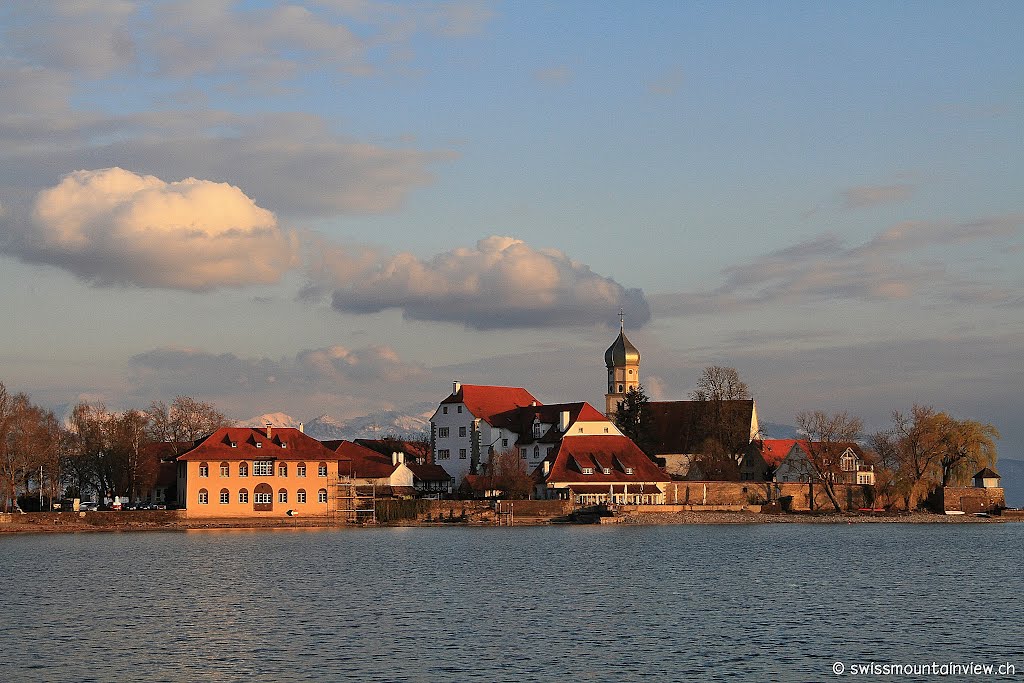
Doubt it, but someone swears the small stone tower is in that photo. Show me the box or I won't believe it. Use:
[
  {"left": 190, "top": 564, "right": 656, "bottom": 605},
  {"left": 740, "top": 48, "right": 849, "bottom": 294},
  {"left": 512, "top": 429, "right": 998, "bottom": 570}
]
[{"left": 604, "top": 311, "right": 640, "bottom": 417}]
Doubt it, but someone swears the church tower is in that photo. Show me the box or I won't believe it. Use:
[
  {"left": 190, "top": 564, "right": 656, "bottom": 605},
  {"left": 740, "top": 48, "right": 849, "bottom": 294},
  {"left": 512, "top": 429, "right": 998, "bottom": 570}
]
[{"left": 604, "top": 311, "right": 640, "bottom": 417}]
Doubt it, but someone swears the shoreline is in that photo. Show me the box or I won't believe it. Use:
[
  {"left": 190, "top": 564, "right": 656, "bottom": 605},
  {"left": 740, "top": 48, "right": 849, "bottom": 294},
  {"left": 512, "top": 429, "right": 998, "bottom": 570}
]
[{"left": 1, "top": 509, "right": 1017, "bottom": 534}]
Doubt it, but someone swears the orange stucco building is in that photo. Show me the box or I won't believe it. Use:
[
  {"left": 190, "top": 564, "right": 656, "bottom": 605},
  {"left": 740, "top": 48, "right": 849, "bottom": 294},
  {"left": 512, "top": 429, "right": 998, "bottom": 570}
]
[{"left": 175, "top": 426, "right": 351, "bottom": 518}]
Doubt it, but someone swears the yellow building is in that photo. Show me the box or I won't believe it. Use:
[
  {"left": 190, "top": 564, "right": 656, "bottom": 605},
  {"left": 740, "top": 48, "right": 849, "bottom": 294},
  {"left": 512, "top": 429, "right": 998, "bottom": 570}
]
[{"left": 175, "top": 426, "right": 351, "bottom": 518}]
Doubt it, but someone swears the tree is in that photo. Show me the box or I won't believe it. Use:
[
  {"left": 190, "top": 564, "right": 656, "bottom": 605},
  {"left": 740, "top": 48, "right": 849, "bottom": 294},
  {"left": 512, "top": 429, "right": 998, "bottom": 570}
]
[
  {"left": 938, "top": 418, "right": 998, "bottom": 487},
  {"left": 0, "top": 383, "right": 63, "bottom": 512},
  {"left": 145, "top": 396, "right": 231, "bottom": 450},
  {"left": 614, "top": 384, "right": 655, "bottom": 455},
  {"left": 483, "top": 449, "right": 534, "bottom": 499},
  {"left": 795, "top": 410, "right": 864, "bottom": 512},
  {"left": 688, "top": 367, "right": 753, "bottom": 480}
]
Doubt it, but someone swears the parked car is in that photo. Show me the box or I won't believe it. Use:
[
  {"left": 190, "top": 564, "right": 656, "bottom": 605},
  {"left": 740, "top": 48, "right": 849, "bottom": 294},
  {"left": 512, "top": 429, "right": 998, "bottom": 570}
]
[{"left": 79, "top": 501, "right": 99, "bottom": 512}]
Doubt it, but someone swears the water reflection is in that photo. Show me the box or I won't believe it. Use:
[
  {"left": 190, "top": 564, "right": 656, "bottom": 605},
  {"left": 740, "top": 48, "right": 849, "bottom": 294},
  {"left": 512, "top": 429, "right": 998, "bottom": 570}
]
[{"left": 1, "top": 524, "right": 1021, "bottom": 682}]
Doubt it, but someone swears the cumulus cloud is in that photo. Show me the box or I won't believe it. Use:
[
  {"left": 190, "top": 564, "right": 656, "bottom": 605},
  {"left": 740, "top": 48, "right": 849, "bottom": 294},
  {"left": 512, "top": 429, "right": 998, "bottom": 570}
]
[
  {"left": 10, "top": 168, "right": 298, "bottom": 290},
  {"left": 651, "top": 214, "right": 1024, "bottom": 317},
  {"left": 130, "top": 343, "right": 422, "bottom": 396},
  {"left": 315, "top": 235, "right": 651, "bottom": 329},
  {"left": 842, "top": 183, "right": 915, "bottom": 209}
]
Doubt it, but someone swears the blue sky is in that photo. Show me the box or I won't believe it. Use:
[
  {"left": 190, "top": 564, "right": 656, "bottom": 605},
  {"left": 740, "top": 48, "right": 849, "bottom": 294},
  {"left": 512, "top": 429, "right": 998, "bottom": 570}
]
[{"left": 1, "top": 1, "right": 1021, "bottom": 455}]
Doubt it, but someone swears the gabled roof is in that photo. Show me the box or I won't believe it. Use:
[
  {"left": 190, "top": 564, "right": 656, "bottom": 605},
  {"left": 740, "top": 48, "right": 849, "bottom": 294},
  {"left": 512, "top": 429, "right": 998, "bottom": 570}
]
[
  {"left": 176, "top": 427, "right": 342, "bottom": 462},
  {"left": 537, "top": 435, "right": 670, "bottom": 484},
  {"left": 355, "top": 438, "right": 430, "bottom": 462},
  {"left": 974, "top": 467, "right": 1000, "bottom": 479},
  {"left": 507, "top": 401, "right": 610, "bottom": 444},
  {"left": 322, "top": 440, "right": 396, "bottom": 479},
  {"left": 408, "top": 462, "right": 452, "bottom": 482},
  {"left": 440, "top": 384, "right": 540, "bottom": 426},
  {"left": 646, "top": 400, "right": 756, "bottom": 455},
  {"left": 758, "top": 439, "right": 808, "bottom": 467}
]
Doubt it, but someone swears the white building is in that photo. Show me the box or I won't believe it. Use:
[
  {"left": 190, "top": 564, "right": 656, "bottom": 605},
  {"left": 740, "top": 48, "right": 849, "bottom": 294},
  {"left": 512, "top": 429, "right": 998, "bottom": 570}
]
[{"left": 429, "top": 382, "right": 624, "bottom": 484}]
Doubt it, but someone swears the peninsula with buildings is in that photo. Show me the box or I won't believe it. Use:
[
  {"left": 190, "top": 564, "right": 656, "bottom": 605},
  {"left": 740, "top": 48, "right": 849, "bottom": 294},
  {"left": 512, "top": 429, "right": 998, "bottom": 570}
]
[{"left": 0, "top": 323, "right": 1009, "bottom": 529}]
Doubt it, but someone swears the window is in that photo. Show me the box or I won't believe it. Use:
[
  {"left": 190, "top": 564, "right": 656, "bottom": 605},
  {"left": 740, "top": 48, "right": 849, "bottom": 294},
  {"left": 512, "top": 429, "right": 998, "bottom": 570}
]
[
  {"left": 219, "top": 462, "right": 229, "bottom": 477},
  {"left": 520, "top": 448, "right": 527, "bottom": 459},
  {"left": 438, "top": 427, "right": 450, "bottom": 438},
  {"left": 254, "top": 491, "right": 272, "bottom": 504},
  {"left": 457, "top": 405, "right": 462, "bottom": 413},
  {"left": 238, "top": 489, "right": 249, "bottom": 504},
  {"left": 578, "top": 427, "right": 584, "bottom": 434},
  {"left": 255, "top": 442, "right": 262, "bottom": 448},
  {"left": 459, "top": 426, "right": 466, "bottom": 437},
  {"left": 219, "top": 489, "right": 229, "bottom": 504},
  {"left": 280, "top": 442, "right": 287, "bottom": 449},
  {"left": 533, "top": 423, "right": 542, "bottom": 438},
  {"left": 278, "top": 489, "right": 288, "bottom": 504},
  {"left": 278, "top": 463, "right": 287, "bottom": 477},
  {"left": 318, "top": 489, "right": 328, "bottom": 503},
  {"left": 533, "top": 445, "right": 540, "bottom": 459},
  {"left": 502, "top": 438, "right": 508, "bottom": 448},
  {"left": 604, "top": 427, "right": 609, "bottom": 434},
  {"left": 238, "top": 462, "right": 248, "bottom": 477},
  {"left": 198, "top": 489, "right": 209, "bottom": 504},
  {"left": 198, "top": 463, "right": 209, "bottom": 477},
  {"left": 297, "top": 463, "right": 306, "bottom": 477},
  {"left": 443, "top": 406, "right": 448, "bottom": 414},
  {"left": 459, "top": 449, "right": 467, "bottom": 459},
  {"left": 230, "top": 442, "right": 237, "bottom": 448},
  {"left": 618, "top": 384, "right": 623, "bottom": 392},
  {"left": 602, "top": 468, "right": 611, "bottom": 475},
  {"left": 625, "top": 467, "right": 634, "bottom": 475},
  {"left": 317, "top": 462, "right": 328, "bottom": 477},
  {"left": 438, "top": 449, "right": 450, "bottom": 460},
  {"left": 297, "top": 489, "right": 307, "bottom": 503},
  {"left": 253, "top": 460, "right": 274, "bottom": 476},
  {"left": 581, "top": 467, "right": 594, "bottom": 475}
]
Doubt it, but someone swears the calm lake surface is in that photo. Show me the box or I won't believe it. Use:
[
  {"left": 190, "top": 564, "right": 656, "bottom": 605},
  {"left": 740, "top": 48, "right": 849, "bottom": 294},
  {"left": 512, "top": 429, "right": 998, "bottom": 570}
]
[{"left": 2, "top": 523, "right": 1022, "bottom": 682}]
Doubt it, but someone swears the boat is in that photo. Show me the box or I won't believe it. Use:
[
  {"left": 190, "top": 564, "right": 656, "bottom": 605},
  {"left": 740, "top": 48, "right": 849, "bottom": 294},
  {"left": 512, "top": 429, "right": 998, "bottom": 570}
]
[{"left": 944, "top": 510, "right": 966, "bottom": 516}]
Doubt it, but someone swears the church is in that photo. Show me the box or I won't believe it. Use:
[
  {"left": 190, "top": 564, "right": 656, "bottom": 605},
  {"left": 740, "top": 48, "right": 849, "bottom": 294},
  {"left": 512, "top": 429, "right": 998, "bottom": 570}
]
[{"left": 603, "top": 317, "right": 760, "bottom": 480}]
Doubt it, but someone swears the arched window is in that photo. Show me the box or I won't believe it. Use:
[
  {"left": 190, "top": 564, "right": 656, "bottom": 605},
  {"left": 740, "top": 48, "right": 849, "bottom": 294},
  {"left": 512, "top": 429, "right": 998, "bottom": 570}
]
[
  {"left": 198, "top": 488, "right": 209, "bottom": 504},
  {"left": 278, "top": 462, "right": 287, "bottom": 477},
  {"left": 317, "top": 462, "right": 328, "bottom": 477},
  {"left": 198, "top": 462, "right": 209, "bottom": 477},
  {"left": 533, "top": 445, "right": 540, "bottom": 459},
  {"left": 297, "top": 489, "right": 307, "bottom": 504},
  {"left": 238, "top": 488, "right": 249, "bottom": 504},
  {"left": 317, "top": 488, "right": 328, "bottom": 504},
  {"left": 219, "top": 488, "right": 229, "bottom": 504},
  {"left": 238, "top": 462, "right": 249, "bottom": 477},
  {"left": 296, "top": 462, "right": 307, "bottom": 477},
  {"left": 254, "top": 483, "right": 273, "bottom": 511},
  {"left": 219, "top": 462, "right": 229, "bottom": 477},
  {"left": 278, "top": 488, "right": 288, "bottom": 504}
]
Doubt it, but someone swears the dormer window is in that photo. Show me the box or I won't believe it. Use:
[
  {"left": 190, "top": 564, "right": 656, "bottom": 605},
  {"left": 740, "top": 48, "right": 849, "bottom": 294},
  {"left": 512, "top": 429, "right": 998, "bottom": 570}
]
[
  {"left": 625, "top": 467, "right": 634, "bottom": 475},
  {"left": 281, "top": 442, "right": 287, "bottom": 448},
  {"left": 581, "top": 467, "right": 594, "bottom": 475},
  {"left": 602, "top": 467, "right": 611, "bottom": 475},
  {"left": 255, "top": 442, "right": 262, "bottom": 448},
  {"left": 230, "top": 442, "right": 237, "bottom": 448},
  {"left": 533, "top": 422, "right": 542, "bottom": 438}
]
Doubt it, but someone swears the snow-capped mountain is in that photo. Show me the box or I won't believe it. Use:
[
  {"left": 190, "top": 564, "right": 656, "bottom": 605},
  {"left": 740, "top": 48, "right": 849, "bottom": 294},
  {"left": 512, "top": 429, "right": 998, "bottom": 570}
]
[{"left": 238, "top": 406, "right": 432, "bottom": 442}]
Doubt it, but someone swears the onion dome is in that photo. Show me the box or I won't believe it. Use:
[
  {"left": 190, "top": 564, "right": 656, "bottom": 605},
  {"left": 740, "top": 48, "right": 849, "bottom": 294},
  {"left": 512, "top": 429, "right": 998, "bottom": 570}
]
[{"left": 604, "top": 328, "right": 640, "bottom": 368}]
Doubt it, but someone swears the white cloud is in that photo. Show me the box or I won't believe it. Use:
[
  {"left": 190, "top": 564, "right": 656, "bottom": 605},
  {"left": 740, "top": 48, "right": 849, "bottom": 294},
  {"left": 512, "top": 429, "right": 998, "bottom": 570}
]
[
  {"left": 318, "top": 235, "right": 651, "bottom": 329},
  {"left": 13, "top": 168, "right": 298, "bottom": 290}
]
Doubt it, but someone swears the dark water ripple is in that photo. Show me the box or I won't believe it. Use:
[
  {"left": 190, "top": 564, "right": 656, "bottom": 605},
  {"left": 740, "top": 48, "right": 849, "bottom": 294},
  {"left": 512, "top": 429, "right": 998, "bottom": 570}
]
[{"left": 1, "top": 524, "right": 1022, "bottom": 682}]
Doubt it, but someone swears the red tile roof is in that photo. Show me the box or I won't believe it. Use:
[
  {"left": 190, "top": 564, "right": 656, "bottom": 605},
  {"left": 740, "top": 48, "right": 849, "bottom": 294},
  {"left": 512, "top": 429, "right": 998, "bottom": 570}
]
[
  {"left": 408, "top": 462, "right": 452, "bottom": 482},
  {"left": 538, "top": 435, "right": 670, "bottom": 484},
  {"left": 441, "top": 385, "right": 540, "bottom": 426},
  {"left": 508, "top": 401, "right": 611, "bottom": 444},
  {"left": 355, "top": 438, "right": 430, "bottom": 462},
  {"left": 758, "top": 439, "right": 808, "bottom": 467},
  {"left": 176, "top": 427, "right": 344, "bottom": 463},
  {"left": 322, "top": 440, "right": 397, "bottom": 479}
]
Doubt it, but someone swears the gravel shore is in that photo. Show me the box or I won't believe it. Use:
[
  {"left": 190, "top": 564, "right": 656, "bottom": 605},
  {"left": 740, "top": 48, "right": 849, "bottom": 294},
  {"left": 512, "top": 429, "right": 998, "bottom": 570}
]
[{"left": 615, "top": 510, "right": 1008, "bottom": 525}]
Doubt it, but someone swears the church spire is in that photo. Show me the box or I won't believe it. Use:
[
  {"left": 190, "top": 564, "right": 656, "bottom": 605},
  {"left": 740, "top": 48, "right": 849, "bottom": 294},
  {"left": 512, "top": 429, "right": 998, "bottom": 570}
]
[{"left": 604, "top": 312, "right": 640, "bottom": 417}]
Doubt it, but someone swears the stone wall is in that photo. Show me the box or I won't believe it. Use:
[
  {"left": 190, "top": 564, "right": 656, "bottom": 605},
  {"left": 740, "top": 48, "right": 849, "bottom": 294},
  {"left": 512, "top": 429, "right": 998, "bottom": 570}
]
[
  {"left": 938, "top": 487, "right": 1005, "bottom": 513},
  {"left": 660, "top": 481, "right": 874, "bottom": 512}
]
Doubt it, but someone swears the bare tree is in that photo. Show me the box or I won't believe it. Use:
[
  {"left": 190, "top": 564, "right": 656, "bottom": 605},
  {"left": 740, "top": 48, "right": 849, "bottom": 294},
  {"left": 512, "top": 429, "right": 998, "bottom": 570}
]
[
  {"left": 689, "top": 367, "right": 753, "bottom": 480},
  {"left": 483, "top": 449, "right": 534, "bottom": 499},
  {"left": 795, "top": 410, "right": 864, "bottom": 512},
  {"left": 690, "top": 366, "right": 750, "bottom": 402},
  {"left": 0, "top": 383, "right": 63, "bottom": 511},
  {"left": 145, "top": 396, "right": 231, "bottom": 449}
]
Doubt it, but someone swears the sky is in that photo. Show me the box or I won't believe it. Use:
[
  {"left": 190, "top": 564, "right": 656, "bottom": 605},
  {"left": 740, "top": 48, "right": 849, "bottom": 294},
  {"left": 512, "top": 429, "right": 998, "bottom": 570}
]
[{"left": 1, "top": 2, "right": 1021, "bottom": 456}]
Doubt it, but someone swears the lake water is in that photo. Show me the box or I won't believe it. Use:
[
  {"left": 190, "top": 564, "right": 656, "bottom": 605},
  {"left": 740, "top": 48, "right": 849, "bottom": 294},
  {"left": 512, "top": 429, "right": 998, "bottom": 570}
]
[{"left": 1, "top": 523, "right": 1021, "bottom": 682}]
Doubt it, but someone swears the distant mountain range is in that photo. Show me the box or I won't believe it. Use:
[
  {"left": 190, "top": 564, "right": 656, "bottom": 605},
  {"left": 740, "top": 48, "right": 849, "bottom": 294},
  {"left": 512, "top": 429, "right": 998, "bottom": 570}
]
[{"left": 238, "top": 406, "right": 433, "bottom": 442}]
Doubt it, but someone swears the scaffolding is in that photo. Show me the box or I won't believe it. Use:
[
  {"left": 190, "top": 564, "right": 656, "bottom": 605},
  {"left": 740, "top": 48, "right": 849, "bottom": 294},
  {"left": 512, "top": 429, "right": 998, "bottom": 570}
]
[{"left": 328, "top": 476, "right": 377, "bottom": 525}]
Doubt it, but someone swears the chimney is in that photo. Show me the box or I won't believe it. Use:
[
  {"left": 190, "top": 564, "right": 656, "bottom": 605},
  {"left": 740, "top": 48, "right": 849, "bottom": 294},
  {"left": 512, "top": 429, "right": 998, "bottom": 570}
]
[
  {"left": 398, "top": 451, "right": 405, "bottom": 465},
  {"left": 531, "top": 401, "right": 537, "bottom": 407},
  {"left": 298, "top": 422, "right": 304, "bottom": 434},
  {"left": 266, "top": 423, "right": 272, "bottom": 439},
  {"left": 453, "top": 381, "right": 461, "bottom": 395},
  {"left": 559, "top": 410, "right": 570, "bottom": 433},
  {"left": 392, "top": 452, "right": 399, "bottom": 466}
]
